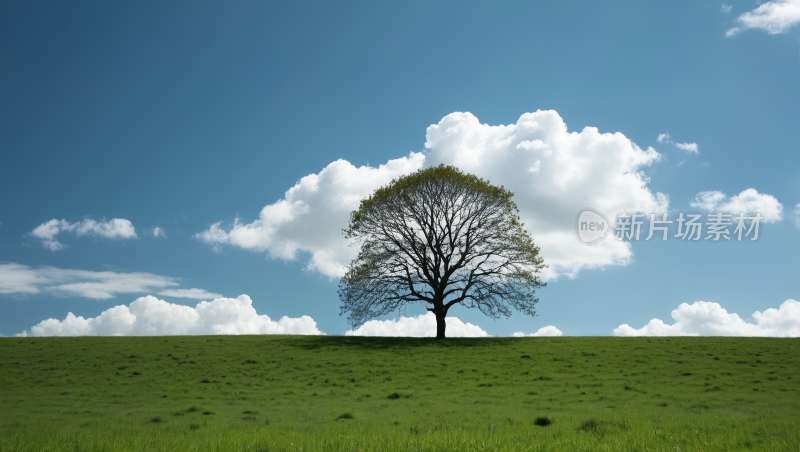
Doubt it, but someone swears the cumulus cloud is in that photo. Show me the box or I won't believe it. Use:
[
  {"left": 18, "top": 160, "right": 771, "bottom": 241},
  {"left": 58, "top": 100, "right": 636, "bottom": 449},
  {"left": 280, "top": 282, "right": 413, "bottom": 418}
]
[
  {"left": 424, "top": 111, "right": 668, "bottom": 280},
  {"left": 674, "top": 142, "right": 699, "bottom": 154},
  {"left": 690, "top": 191, "right": 728, "bottom": 211},
  {"left": 0, "top": 262, "right": 220, "bottom": 300},
  {"left": 614, "top": 300, "right": 800, "bottom": 337},
  {"left": 512, "top": 325, "right": 563, "bottom": 337},
  {"left": 197, "top": 111, "right": 667, "bottom": 281},
  {"left": 726, "top": 0, "right": 800, "bottom": 37},
  {"left": 15, "top": 294, "right": 324, "bottom": 337},
  {"left": 690, "top": 188, "right": 784, "bottom": 222},
  {"left": 30, "top": 218, "right": 137, "bottom": 251},
  {"left": 657, "top": 133, "right": 671, "bottom": 143},
  {"left": 195, "top": 154, "right": 425, "bottom": 277},
  {"left": 345, "top": 312, "right": 489, "bottom": 337}
]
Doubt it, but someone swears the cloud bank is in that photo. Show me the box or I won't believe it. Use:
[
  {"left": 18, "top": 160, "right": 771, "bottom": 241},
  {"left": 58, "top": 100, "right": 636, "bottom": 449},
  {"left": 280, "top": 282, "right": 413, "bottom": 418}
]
[
  {"left": 345, "top": 312, "right": 489, "bottom": 337},
  {"left": 726, "top": 0, "right": 800, "bottom": 37},
  {"left": 690, "top": 188, "right": 784, "bottom": 222},
  {"left": 424, "top": 111, "right": 668, "bottom": 280},
  {"left": 16, "top": 294, "right": 324, "bottom": 337},
  {"left": 0, "top": 262, "right": 221, "bottom": 300},
  {"left": 198, "top": 110, "right": 668, "bottom": 281},
  {"left": 512, "top": 326, "right": 564, "bottom": 337},
  {"left": 30, "top": 218, "right": 137, "bottom": 251},
  {"left": 195, "top": 154, "right": 425, "bottom": 277},
  {"left": 614, "top": 300, "right": 800, "bottom": 337}
]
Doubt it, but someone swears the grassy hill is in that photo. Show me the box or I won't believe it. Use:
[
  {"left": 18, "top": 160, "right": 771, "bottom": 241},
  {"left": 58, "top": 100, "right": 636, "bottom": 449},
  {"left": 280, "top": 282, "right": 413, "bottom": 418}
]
[{"left": 0, "top": 335, "right": 798, "bottom": 451}]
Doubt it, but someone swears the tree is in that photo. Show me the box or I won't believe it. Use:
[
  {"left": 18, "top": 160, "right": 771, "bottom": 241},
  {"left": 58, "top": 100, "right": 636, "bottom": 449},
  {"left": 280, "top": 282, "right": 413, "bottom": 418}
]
[{"left": 338, "top": 165, "right": 546, "bottom": 339}]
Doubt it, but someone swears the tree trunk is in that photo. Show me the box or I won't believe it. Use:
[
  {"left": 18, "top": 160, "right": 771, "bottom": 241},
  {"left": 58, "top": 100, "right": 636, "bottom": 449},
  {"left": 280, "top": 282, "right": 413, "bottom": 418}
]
[{"left": 434, "top": 310, "right": 447, "bottom": 340}]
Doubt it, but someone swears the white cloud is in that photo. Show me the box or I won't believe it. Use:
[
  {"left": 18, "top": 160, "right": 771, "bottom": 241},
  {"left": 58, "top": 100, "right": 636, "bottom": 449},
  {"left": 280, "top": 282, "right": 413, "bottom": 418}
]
[
  {"left": 689, "top": 191, "right": 728, "bottom": 211},
  {"left": 15, "top": 294, "right": 324, "bottom": 337},
  {"left": 198, "top": 111, "right": 668, "bottom": 281},
  {"left": 47, "top": 271, "right": 177, "bottom": 300},
  {"left": 425, "top": 111, "right": 669, "bottom": 280},
  {"left": 793, "top": 202, "right": 800, "bottom": 228},
  {"left": 674, "top": 142, "right": 699, "bottom": 154},
  {"left": 0, "top": 262, "right": 220, "bottom": 300},
  {"left": 153, "top": 227, "right": 167, "bottom": 238},
  {"left": 157, "top": 288, "right": 224, "bottom": 300},
  {"left": 721, "top": 189, "right": 784, "bottom": 221},
  {"left": 29, "top": 218, "right": 137, "bottom": 251},
  {"left": 677, "top": 159, "right": 687, "bottom": 167},
  {"left": 726, "top": 0, "right": 800, "bottom": 37},
  {"left": 690, "top": 188, "right": 784, "bottom": 222},
  {"left": 722, "top": 4, "right": 733, "bottom": 14},
  {"left": 512, "top": 325, "right": 563, "bottom": 337},
  {"left": 195, "top": 154, "right": 425, "bottom": 277},
  {"left": 345, "top": 312, "right": 489, "bottom": 337},
  {"left": 0, "top": 262, "right": 52, "bottom": 295},
  {"left": 656, "top": 134, "right": 699, "bottom": 155},
  {"left": 614, "top": 300, "right": 800, "bottom": 337}
]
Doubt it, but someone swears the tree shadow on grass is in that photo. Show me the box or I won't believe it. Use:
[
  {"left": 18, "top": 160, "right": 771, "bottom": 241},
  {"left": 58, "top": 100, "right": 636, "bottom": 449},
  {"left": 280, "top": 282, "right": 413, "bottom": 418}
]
[{"left": 284, "top": 335, "right": 517, "bottom": 351}]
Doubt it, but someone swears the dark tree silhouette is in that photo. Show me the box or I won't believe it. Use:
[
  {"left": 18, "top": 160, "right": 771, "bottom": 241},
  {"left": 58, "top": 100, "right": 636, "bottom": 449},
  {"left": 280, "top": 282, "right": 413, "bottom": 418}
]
[{"left": 338, "top": 165, "right": 546, "bottom": 339}]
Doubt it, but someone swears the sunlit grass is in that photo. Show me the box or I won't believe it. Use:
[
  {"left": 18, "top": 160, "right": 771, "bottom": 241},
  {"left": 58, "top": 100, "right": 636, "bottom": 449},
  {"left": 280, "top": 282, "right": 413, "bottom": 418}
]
[{"left": 0, "top": 335, "right": 798, "bottom": 451}]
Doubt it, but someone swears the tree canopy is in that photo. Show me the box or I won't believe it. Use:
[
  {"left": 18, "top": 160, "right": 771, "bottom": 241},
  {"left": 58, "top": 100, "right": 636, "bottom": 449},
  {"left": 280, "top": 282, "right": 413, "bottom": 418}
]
[{"left": 338, "top": 165, "right": 546, "bottom": 339}]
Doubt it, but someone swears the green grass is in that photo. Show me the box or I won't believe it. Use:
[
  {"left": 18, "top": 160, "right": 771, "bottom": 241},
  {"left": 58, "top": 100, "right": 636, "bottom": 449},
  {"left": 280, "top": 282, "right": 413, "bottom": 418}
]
[{"left": 0, "top": 335, "right": 798, "bottom": 451}]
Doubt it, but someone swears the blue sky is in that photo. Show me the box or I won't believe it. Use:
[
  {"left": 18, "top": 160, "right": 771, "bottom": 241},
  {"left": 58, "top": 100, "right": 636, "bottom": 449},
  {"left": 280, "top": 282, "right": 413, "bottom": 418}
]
[{"left": 1, "top": 0, "right": 799, "bottom": 338}]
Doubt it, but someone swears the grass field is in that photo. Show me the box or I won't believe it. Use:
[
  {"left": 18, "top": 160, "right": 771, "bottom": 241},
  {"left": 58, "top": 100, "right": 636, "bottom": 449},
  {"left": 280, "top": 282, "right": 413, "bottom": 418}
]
[{"left": 0, "top": 335, "right": 798, "bottom": 451}]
